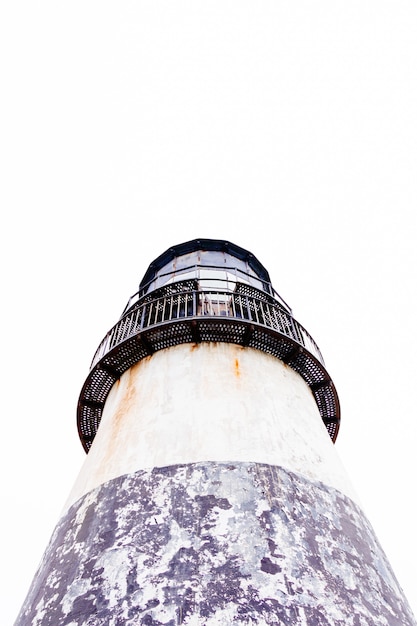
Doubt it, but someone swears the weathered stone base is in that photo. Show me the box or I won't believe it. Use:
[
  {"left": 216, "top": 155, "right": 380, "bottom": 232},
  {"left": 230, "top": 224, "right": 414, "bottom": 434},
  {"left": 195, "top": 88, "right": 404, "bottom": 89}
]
[{"left": 16, "top": 462, "right": 416, "bottom": 625}]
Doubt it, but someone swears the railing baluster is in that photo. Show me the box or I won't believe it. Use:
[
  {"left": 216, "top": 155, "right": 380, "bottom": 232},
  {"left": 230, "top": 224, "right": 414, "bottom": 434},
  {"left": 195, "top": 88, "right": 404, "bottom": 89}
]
[
  {"left": 259, "top": 300, "right": 265, "bottom": 325},
  {"left": 272, "top": 307, "right": 280, "bottom": 331},
  {"left": 132, "top": 307, "right": 140, "bottom": 334},
  {"left": 292, "top": 320, "right": 303, "bottom": 345},
  {"left": 237, "top": 295, "right": 243, "bottom": 318},
  {"left": 140, "top": 304, "right": 146, "bottom": 331},
  {"left": 253, "top": 298, "right": 259, "bottom": 324},
  {"left": 126, "top": 312, "right": 134, "bottom": 338},
  {"left": 245, "top": 295, "right": 250, "bottom": 321},
  {"left": 109, "top": 326, "right": 117, "bottom": 350}
]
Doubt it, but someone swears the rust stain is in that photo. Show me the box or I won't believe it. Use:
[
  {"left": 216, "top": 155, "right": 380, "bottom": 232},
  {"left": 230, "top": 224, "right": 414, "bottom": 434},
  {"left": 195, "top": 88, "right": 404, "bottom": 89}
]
[
  {"left": 234, "top": 358, "right": 240, "bottom": 377},
  {"left": 116, "top": 361, "right": 145, "bottom": 423},
  {"left": 113, "top": 378, "right": 136, "bottom": 427},
  {"left": 104, "top": 364, "right": 140, "bottom": 464}
]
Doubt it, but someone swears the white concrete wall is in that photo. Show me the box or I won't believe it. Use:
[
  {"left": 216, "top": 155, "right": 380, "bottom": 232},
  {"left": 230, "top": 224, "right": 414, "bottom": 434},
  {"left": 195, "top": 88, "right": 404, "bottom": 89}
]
[{"left": 66, "top": 342, "right": 357, "bottom": 509}]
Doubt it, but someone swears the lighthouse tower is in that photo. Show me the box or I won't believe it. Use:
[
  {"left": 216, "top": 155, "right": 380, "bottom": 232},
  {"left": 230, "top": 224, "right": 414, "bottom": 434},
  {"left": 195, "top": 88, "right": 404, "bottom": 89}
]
[{"left": 16, "top": 239, "right": 416, "bottom": 625}]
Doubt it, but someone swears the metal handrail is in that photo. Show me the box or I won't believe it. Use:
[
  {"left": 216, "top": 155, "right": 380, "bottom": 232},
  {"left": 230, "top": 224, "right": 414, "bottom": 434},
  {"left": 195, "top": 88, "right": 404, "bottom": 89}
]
[
  {"left": 123, "top": 268, "right": 292, "bottom": 316},
  {"left": 90, "top": 285, "right": 324, "bottom": 370}
]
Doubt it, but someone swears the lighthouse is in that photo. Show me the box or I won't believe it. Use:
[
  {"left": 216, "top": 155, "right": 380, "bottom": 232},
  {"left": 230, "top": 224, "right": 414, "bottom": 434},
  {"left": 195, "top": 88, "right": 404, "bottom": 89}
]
[{"left": 16, "top": 239, "right": 416, "bottom": 625}]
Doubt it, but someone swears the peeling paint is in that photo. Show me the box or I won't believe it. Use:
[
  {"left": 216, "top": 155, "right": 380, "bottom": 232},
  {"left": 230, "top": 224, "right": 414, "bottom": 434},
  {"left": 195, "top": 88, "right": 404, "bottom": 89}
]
[{"left": 15, "top": 462, "right": 416, "bottom": 625}]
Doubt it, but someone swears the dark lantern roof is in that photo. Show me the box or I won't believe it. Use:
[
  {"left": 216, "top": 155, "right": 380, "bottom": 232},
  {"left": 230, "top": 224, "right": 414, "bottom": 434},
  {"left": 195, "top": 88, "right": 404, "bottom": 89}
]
[{"left": 139, "top": 238, "right": 272, "bottom": 291}]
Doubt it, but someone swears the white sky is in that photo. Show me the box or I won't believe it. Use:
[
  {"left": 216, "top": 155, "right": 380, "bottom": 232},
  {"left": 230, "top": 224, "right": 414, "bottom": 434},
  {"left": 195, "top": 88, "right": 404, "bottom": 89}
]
[{"left": 1, "top": 2, "right": 417, "bottom": 623}]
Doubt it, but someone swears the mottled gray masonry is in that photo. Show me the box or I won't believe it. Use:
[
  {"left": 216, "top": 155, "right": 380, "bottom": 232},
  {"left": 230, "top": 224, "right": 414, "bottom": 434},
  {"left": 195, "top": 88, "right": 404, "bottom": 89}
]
[{"left": 16, "top": 463, "right": 416, "bottom": 626}]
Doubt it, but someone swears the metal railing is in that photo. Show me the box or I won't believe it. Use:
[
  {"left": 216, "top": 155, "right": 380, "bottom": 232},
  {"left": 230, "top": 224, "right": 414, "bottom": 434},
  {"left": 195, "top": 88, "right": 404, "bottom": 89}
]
[
  {"left": 90, "top": 283, "right": 324, "bottom": 370},
  {"left": 123, "top": 264, "right": 292, "bottom": 315}
]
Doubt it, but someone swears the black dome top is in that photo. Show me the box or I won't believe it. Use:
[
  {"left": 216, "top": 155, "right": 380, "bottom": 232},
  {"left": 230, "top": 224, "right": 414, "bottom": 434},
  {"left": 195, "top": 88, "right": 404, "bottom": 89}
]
[{"left": 139, "top": 239, "right": 271, "bottom": 292}]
